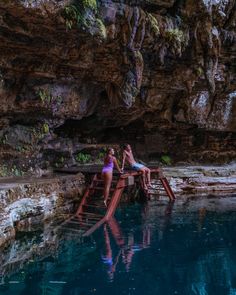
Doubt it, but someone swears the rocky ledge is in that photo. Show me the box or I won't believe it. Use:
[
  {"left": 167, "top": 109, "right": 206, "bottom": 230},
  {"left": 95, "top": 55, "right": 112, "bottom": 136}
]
[
  {"left": 0, "top": 173, "right": 85, "bottom": 248},
  {"left": 164, "top": 164, "right": 236, "bottom": 194},
  {"left": 0, "top": 164, "right": 236, "bottom": 248}
]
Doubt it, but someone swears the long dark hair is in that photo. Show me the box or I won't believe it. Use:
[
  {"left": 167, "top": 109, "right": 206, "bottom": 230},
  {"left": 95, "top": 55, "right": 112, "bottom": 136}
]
[
  {"left": 104, "top": 148, "right": 113, "bottom": 164},
  {"left": 122, "top": 143, "right": 129, "bottom": 150}
]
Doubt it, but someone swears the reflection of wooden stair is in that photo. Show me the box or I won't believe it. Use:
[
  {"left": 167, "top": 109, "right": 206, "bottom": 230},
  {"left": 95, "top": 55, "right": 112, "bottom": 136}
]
[{"left": 56, "top": 168, "right": 175, "bottom": 238}]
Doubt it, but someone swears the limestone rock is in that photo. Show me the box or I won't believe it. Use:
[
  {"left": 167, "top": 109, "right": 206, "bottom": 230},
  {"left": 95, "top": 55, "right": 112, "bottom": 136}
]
[{"left": 0, "top": 0, "right": 235, "bottom": 169}]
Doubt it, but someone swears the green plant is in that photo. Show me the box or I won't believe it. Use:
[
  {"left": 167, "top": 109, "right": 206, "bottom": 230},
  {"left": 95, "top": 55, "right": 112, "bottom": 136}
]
[
  {"left": 32, "top": 126, "right": 45, "bottom": 141},
  {"left": 165, "top": 28, "right": 185, "bottom": 44},
  {"left": 0, "top": 165, "right": 8, "bottom": 177},
  {"left": 196, "top": 66, "right": 204, "bottom": 77},
  {"left": 12, "top": 165, "right": 22, "bottom": 177},
  {"left": 147, "top": 13, "right": 159, "bottom": 36},
  {"left": 95, "top": 18, "right": 107, "bottom": 39},
  {"left": 42, "top": 123, "right": 49, "bottom": 134},
  {"left": 63, "top": 4, "right": 82, "bottom": 29},
  {"left": 0, "top": 164, "right": 24, "bottom": 177},
  {"left": 98, "top": 151, "right": 106, "bottom": 160},
  {"left": 36, "top": 89, "right": 52, "bottom": 104},
  {"left": 63, "top": 1, "right": 97, "bottom": 30},
  {"left": 75, "top": 152, "right": 92, "bottom": 164},
  {"left": 160, "top": 155, "right": 172, "bottom": 165},
  {"left": 82, "top": 0, "right": 97, "bottom": 10}
]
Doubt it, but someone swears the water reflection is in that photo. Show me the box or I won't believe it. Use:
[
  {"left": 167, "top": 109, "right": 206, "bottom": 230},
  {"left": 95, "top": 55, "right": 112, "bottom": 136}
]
[
  {"left": 101, "top": 216, "right": 152, "bottom": 281},
  {"left": 1, "top": 196, "right": 236, "bottom": 295}
]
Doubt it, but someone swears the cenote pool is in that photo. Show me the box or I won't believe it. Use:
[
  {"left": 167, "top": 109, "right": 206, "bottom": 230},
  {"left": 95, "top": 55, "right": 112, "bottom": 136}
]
[{"left": 1, "top": 195, "right": 236, "bottom": 295}]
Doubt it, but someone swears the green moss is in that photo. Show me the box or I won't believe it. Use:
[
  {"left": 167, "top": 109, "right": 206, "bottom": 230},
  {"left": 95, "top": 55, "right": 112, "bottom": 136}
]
[
  {"left": 42, "top": 123, "right": 49, "bottom": 134},
  {"left": 195, "top": 66, "right": 204, "bottom": 77},
  {"left": 147, "top": 13, "right": 159, "bottom": 36},
  {"left": 75, "top": 152, "right": 92, "bottom": 164},
  {"left": 36, "top": 89, "right": 52, "bottom": 104},
  {"left": 160, "top": 155, "right": 172, "bottom": 165},
  {"left": 36, "top": 89, "right": 63, "bottom": 106},
  {"left": 0, "top": 165, "right": 9, "bottom": 177},
  {"left": 63, "top": 1, "right": 97, "bottom": 30},
  {"left": 11, "top": 165, "right": 23, "bottom": 177},
  {"left": 95, "top": 18, "right": 107, "bottom": 39},
  {"left": 62, "top": 0, "right": 108, "bottom": 42},
  {"left": 98, "top": 151, "right": 106, "bottom": 161},
  {"left": 0, "top": 164, "right": 24, "bottom": 177},
  {"left": 165, "top": 28, "right": 185, "bottom": 44},
  {"left": 32, "top": 126, "right": 45, "bottom": 141},
  {"left": 164, "top": 28, "right": 189, "bottom": 55},
  {"left": 82, "top": 0, "right": 97, "bottom": 11},
  {"left": 63, "top": 4, "right": 83, "bottom": 30}
]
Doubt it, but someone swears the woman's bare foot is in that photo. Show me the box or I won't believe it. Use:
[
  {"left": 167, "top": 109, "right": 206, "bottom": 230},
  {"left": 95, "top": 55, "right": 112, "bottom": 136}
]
[
  {"left": 143, "top": 185, "right": 148, "bottom": 191},
  {"left": 104, "top": 200, "right": 107, "bottom": 207}
]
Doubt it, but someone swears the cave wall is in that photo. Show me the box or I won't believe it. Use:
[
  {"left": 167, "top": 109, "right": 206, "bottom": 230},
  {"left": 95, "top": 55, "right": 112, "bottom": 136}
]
[{"left": 0, "top": 0, "right": 235, "bottom": 173}]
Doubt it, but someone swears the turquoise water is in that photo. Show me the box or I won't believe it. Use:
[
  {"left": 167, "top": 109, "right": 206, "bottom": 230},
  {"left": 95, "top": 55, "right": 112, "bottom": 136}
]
[{"left": 1, "top": 196, "right": 236, "bottom": 295}]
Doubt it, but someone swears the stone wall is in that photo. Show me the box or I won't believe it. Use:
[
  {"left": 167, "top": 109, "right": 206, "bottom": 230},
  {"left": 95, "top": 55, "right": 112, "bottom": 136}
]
[{"left": 0, "top": 0, "right": 235, "bottom": 172}]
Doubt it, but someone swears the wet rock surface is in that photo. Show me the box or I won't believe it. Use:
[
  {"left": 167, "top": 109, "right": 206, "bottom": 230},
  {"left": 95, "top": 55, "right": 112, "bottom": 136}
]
[{"left": 0, "top": 0, "right": 235, "bottom": 172}]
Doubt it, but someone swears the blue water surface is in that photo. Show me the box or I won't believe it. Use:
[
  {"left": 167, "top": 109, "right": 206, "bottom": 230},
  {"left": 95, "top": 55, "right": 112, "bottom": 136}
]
[{"left": 1, "top": 195, "right": 236, "bottom": 295}]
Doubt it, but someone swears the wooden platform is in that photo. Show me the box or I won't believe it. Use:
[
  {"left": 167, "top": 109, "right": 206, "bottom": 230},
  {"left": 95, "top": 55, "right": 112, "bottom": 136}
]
[
  {"left": 55, "top": 165, "right": 162, "bottom": 175},
  {"left": 55, "top": 167, "right": 176, "bottom": 238}
]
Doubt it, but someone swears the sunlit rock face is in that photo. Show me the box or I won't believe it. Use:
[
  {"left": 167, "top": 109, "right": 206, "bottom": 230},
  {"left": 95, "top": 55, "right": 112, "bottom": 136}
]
[{"left": 0, "top": 0, "right": 235, "bottom": 171}]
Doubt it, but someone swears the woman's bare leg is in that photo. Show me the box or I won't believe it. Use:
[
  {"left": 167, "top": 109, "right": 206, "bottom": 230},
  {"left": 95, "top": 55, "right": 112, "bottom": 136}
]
[
  {"left": 139, "top": 167, "right": 151, "bottom": 189},
  {"left": 145, "top": 168, "right": 151, "bottom": 186},
  {"left": 139, "top": 168, "right": 148, "bottom": 190},
  {"left": 103, "top": 172, "right": 112, "bottom": 206}
]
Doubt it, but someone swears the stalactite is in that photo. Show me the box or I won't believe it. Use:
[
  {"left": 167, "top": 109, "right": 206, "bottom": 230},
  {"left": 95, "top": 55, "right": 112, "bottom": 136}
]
[{"left": 127, "top": 7, "right": 140, "bottom": 50}]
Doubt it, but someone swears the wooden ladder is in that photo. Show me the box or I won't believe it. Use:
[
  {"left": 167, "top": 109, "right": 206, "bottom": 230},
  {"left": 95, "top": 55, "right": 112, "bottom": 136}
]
[
  {"left": 146, "top": 169, "right": 176, "bottom": 201},
  {"left": 82, "top": 176, "right": 126, "bottom": 236},
  {"left": 55, "top": 168, "right": 175, "bottom": 239},
  {"left": 55, "top": 174, "right": 126, "bottom": 238}
]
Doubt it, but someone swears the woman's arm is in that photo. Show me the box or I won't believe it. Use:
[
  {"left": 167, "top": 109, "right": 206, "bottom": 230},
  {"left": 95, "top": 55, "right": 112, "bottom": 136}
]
[
  {"left": 113, "top": 157, "right": 122, "bottom": 173},
  {"left": 121, "top": 152, "right": 126, "bottom": 171}
]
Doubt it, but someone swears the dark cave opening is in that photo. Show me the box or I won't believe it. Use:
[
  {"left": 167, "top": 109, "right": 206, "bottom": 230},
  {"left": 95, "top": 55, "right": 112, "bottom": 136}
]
[{"left": 54, "top": 116, "right": 146, "bottom": 144}]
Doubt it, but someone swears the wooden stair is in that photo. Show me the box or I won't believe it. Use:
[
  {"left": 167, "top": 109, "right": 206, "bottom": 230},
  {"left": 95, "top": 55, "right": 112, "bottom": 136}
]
[
  {"left": 138, "top": 169, "right": 176, "bottom": 201},
  {"left": 55, "top": 174, "right": 125, "bottom": 238},
  {"left": 55, "top": 168, "right": 175, "bottom": 238},
  {"left": 147, "top": 177, "right": 176, "bottom": 201}
]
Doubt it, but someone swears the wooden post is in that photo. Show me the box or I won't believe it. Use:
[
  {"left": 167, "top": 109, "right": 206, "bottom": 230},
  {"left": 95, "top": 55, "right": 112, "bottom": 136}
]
[
  {"left": 160, "top": 177, "right": 175, "bottom": 201},
  {"left": 105, "top": 178, "right": 125, "bottom": 220},
  {"left": 76, "top": 174, "right": 97, "bottom": 216}
]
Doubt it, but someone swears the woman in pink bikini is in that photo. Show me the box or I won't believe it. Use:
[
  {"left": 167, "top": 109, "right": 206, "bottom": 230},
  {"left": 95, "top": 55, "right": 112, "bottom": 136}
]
[{"left": 102, "top": 148, "right": 122, "bottom": 207}]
